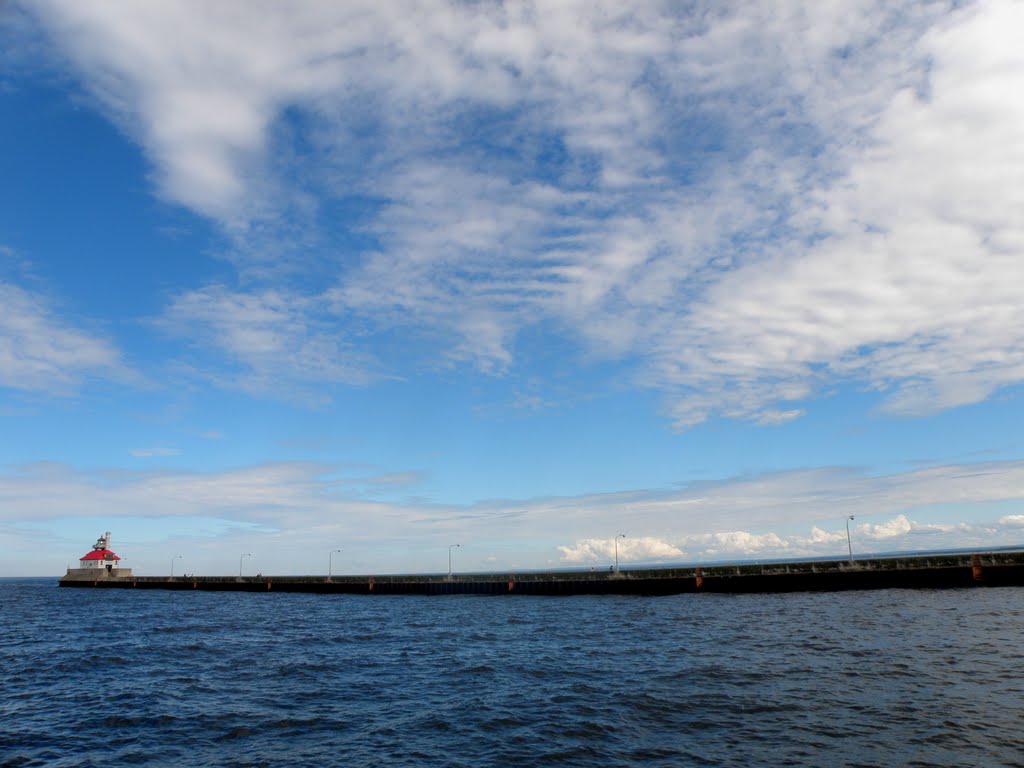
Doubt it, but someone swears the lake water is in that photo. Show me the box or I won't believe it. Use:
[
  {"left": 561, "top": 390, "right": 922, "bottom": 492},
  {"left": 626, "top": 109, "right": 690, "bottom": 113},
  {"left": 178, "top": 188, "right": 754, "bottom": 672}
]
[{"left": 2, "top": 579, "right": 1022, "bottom": 767}]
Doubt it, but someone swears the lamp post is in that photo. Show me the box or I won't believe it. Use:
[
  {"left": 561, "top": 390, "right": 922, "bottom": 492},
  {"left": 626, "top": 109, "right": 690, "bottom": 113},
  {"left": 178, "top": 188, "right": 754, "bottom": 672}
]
[
  {"left": 329, "top": 549, "right": 342, "bottom": 578},
  {"left": 846, "top": 516, "right": 855, "bottom": 563},
  {"left": 239, "top": 552, "right": 252, "bottom": 577},
  {"left": 614, "top": 533, "right": 626, "bottom": 571},
  {"left": 448, "top": 544, "right": 460, "bottom": 579},
  {"left": 170, "top": 554, "right": 182, "bottom": 577}
]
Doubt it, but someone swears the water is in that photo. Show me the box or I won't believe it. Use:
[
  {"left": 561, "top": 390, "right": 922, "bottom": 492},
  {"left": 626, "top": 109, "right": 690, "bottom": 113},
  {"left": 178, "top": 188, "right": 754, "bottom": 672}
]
[{"left": 2, "top": 579, "right": 1022, "bottom": 767}]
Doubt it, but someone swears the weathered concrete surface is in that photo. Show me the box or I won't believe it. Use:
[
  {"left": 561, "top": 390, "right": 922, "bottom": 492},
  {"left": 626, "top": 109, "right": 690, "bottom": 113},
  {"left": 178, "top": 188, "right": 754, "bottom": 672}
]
[{"left": 58, "top": 551, "right": 1024, "bottom": 595}]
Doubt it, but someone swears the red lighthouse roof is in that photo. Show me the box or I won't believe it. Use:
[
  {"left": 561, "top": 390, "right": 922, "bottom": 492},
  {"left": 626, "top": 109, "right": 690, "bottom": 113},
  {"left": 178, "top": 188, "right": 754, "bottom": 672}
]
[{"left": 80, "top": 549, "right": 121, "bottom": 561}]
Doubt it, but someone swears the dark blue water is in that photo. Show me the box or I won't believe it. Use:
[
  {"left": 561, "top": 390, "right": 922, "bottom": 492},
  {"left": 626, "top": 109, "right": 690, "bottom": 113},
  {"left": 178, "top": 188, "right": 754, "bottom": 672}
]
[{"left": 2, "top": 580, "right": 1022, "bottom": 767}]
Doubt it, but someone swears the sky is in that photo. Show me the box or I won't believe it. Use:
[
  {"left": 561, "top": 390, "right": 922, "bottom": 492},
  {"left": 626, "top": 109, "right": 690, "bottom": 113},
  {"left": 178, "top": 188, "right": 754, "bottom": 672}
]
[{"left": 2, "top": 0, "right": 1023, "bottom": 577}]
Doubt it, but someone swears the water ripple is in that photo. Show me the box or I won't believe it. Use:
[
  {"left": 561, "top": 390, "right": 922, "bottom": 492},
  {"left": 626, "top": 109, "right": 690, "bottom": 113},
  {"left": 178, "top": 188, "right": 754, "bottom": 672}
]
[{"left": 2, "top": 581, "right": 1023, "bottom": 767}]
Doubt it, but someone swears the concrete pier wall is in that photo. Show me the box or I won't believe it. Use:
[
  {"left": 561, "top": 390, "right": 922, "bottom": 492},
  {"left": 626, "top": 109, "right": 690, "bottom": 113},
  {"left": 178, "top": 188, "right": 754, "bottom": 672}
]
[{"left": 58, "top": 551, "right": 1024, "bottom": 595}]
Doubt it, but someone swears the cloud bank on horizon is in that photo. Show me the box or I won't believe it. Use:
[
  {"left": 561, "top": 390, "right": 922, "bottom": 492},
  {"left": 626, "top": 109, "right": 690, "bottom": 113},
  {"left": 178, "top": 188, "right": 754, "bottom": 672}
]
[
  {"left": 1, "top": 0, "right": 1023, "bottom": 574},
  {"left": 4, "top": 457, "right": 1024, "bottom": 576}
]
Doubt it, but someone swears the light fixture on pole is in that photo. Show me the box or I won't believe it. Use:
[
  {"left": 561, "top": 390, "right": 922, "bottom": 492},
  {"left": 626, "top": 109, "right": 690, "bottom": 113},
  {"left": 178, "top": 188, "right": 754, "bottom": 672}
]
[
  {"left": 846, "top": 516, "right": 855, "bottom": 563},
  {"left": 614, "top": 533, "right": 626, "bottom": 571},
  {"left": 170, "top": 554, "right": 181, "bottom": 577},
  {"left": 329, "top": 549, "right": 342, "bottom": 577},
  {"left": 448, "top": 544, "right": 460, "bottom": 578},
  {"left": 239, "top": 552, "right": 252, "bottom": 577}
]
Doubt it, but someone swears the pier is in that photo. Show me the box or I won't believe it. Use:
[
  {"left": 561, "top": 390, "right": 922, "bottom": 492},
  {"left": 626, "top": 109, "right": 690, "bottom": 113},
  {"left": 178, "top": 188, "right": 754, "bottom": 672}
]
[{"left": 59, "top": 550, "right": 1024, "bottom": 595}]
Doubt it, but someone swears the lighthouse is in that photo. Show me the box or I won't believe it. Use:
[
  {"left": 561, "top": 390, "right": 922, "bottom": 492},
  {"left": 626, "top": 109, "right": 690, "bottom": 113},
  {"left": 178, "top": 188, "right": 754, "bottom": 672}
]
[{"left": 64, "top": 532, "right": 133, "bottom": 580}]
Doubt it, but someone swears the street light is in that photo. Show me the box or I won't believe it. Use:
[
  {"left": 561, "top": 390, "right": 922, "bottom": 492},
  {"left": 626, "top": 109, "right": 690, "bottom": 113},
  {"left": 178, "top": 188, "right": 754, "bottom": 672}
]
[
  {"left": 614, "top": 533, "right": 626, "bottom": 571},
  {"left": 448, "top": 544, "right": 460, "bottom": 578},
  {"left": 329, "top": 549, "right": 342, "bottom": 577},
  {"left": 170, "top": 554, "right": 182, "bottom": 577},
  {"left": 846, "top": 516, "right": 855, "bottom": 563},
  {"left": 239, "top": 552, "right": 252, "bottom": 577}
]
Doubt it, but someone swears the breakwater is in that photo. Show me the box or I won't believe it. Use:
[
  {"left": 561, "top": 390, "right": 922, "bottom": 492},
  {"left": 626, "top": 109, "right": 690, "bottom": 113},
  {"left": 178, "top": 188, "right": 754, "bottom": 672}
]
[{"left": 59, "top": 550, "right": 1024, "bottom": 594}]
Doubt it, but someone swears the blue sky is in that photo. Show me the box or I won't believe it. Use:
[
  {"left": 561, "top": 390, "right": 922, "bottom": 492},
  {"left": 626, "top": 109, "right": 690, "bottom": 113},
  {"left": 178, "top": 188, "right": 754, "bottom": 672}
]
[{"left": 2, "top": 0, "right": 1023, "bottom": 577}]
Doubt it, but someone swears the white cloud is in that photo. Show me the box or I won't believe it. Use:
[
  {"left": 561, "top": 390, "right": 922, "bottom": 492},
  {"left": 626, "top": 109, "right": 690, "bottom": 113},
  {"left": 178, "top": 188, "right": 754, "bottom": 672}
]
[
  {"left": 157, "top": 285, "right": 376, "bottom": 396},
  {"left": 1000, "top": 515, "right": 1024, "bottom": 528},
  {"left": 807, "top": 526, "right": 846, "bottom": 545},
  {"left": 650, "top": 0, "right": 1024, "bottom": 425},
  {"left": 858, "top": 514, "right": 913, "bottom": 540},
  {"left": 27, "top": 1, "right": 1024, "bottom": 422},
  {"left": 558, "top": 536, "right": 684, "bottom": 564},
  {"left": 0, "top": 281, "right": 123, "bottom": 394},
  {"left": 682, "top": 530, "right": 788, "bottom": 557}
]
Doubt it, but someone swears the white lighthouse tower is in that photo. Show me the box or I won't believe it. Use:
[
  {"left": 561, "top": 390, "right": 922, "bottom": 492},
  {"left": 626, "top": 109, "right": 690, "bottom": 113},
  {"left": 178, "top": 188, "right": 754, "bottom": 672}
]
[{"left": 64, "top": 532, "right": 133, "bottom": 579}]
